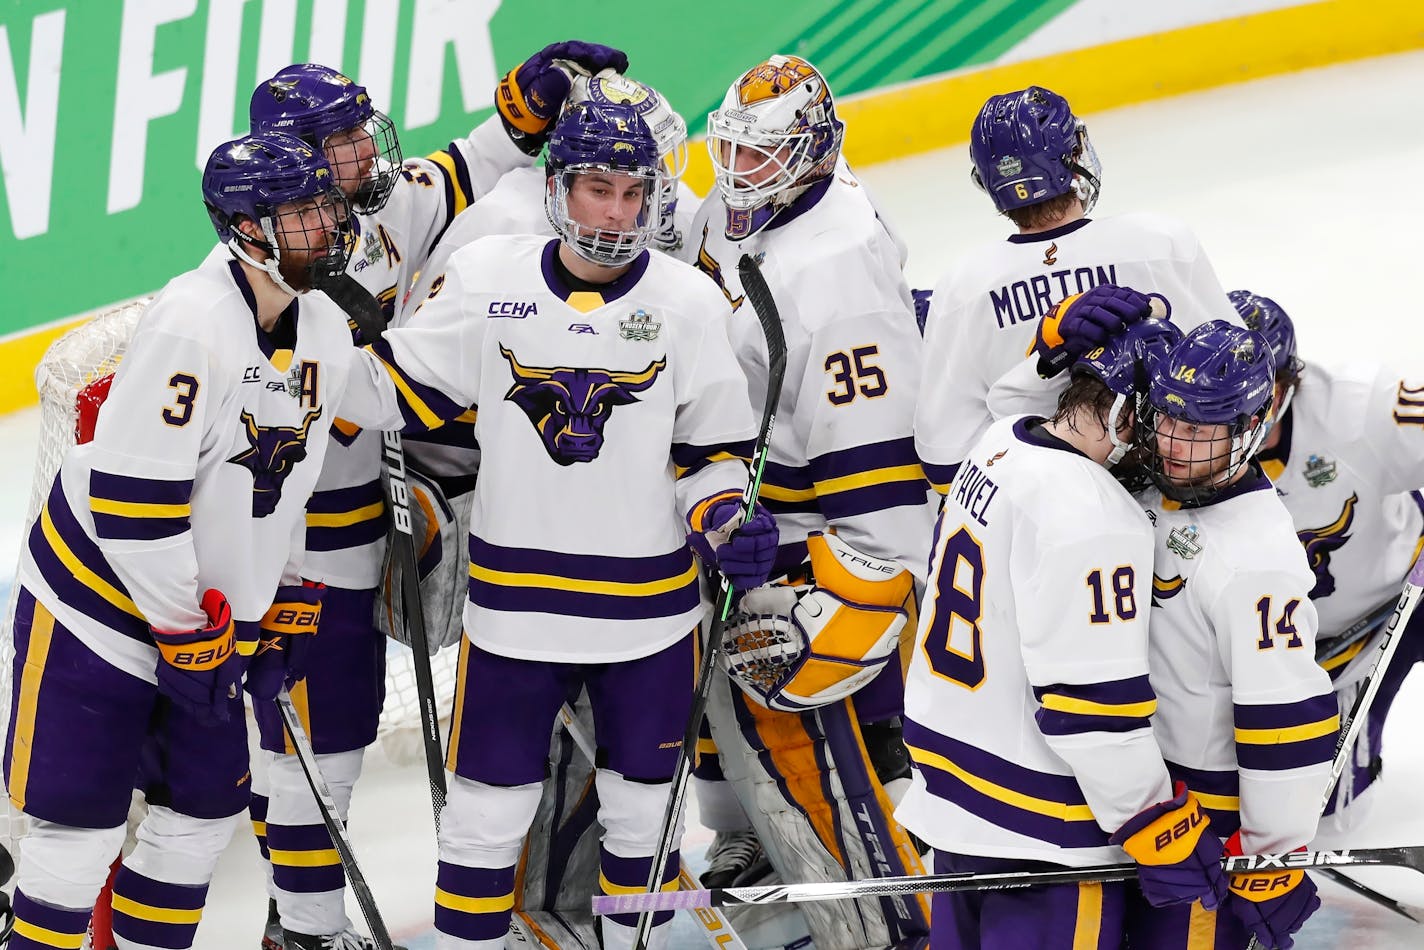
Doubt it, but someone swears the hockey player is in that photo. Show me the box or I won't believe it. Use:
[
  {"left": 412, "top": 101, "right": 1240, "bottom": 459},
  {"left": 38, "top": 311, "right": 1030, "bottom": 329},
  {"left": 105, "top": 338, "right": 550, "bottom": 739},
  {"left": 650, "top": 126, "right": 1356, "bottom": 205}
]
[
  {"left": 898, "top": 299, "right": 1231, "bottom": 948},
  {"left": 334, "top": 100, "right": 777, "bottom": 950},
  {"left": 3, "top": 134, "right": 357, "bottom": 950},
  {"left": 241, "top": 42, "right": 625, "bottom": 950},
  {"left": 1234, "top": 290, "right": 1424, "bottom": 833},
  {"left": 1129, "top": 320, "right": 1337, "bottom": 950},
  {"left": 915, "top": 85, "right": 1239, "bottom": 490},
  {"left": 676, "top": 54, "right": 935, "bottom": 949}
]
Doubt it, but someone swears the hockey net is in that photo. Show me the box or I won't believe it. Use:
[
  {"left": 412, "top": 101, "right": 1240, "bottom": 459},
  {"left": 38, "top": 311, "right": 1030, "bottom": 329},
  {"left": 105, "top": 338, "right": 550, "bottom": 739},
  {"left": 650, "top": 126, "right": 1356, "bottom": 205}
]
[{"left": 0, "top": 300, "right": 461, "bottom": 868}]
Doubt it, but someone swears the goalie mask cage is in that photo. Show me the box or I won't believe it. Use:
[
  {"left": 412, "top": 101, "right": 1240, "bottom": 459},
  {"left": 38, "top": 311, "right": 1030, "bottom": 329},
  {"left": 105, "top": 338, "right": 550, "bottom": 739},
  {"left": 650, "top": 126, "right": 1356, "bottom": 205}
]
[{"left": 0, "top": 300, "right": 461, "bottom": 867}]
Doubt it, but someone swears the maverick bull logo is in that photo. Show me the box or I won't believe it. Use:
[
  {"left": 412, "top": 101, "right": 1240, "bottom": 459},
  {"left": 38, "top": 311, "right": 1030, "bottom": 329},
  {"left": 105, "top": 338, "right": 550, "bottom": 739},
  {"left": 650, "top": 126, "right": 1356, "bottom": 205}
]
[
  {"left": 1298, "top": 493, "right": 1357, "bottom": 598},
  {"left": 500, "top": 346, "right": 665, "bottom": 465},
  {"left": 227, "top": 407, "right": 324, "bottom": 517}
]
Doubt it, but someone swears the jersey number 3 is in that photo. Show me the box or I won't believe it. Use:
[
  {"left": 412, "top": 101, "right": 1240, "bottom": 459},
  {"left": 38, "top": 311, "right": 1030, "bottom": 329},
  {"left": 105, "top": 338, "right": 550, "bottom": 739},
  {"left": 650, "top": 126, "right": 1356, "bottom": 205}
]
[{"left": 162, "top": 373, "right": 199, "bottom": 427}]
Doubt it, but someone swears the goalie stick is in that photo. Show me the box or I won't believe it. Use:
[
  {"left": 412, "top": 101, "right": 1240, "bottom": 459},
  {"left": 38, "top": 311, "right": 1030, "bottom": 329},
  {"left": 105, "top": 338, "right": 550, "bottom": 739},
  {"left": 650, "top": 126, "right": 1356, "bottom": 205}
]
[
  {"left": 277, "top": 690, "right": 393, "bottom": 950},
  {"left": 320, "top": 273, "right": 447, "bottom": 830},
  {"left": 555, "top": 704, "right": 750, "bottom": 950},
  {"left": 631, "top": 255, "right": 788, "bottom": 950},
  {"left": 595, "top": 845, "right": 1424, "bottom": 916}
]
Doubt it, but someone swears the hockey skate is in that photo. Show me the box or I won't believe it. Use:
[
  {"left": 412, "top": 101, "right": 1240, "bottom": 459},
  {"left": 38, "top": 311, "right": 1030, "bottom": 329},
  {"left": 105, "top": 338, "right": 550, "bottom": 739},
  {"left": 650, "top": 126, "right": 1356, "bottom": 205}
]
[
  {"left": 699, "top": 828, "right": 770, "bottom": 889},
  {"left": 280, "top": 926, "right": 408, "bottom": 950}
]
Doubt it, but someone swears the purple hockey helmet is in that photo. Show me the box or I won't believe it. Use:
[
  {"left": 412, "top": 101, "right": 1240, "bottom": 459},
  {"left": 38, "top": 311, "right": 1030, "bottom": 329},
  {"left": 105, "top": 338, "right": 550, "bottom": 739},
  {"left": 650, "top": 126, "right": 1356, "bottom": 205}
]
[
  {"left": 1071, "top": 317, "right": 1183, "bottom": 467},
  {"left": 1229, "top": 290, "right": 1302, "bottom": 382},
  {"left": 250, "top": 64, "right": 402, "bottom": 213},
  {"left": 1142, "top": 320, "right": 1277, "bottom": 502},
  {"left": 969, "top": 86, "right": 1100, "bottom": 214},
  {"left": 545, "top": 100, "right": 663, "bottom": 266},
  {"left": 202, "top": 132, "right": 351, "bottom": 292}
]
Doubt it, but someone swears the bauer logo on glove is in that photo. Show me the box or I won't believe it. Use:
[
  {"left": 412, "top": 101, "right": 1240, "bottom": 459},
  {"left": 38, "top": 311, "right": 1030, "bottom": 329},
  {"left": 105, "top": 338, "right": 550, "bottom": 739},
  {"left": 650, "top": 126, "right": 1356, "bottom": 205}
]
[{"left": 723, "top": 532, "right": 913, "bottom": 711}]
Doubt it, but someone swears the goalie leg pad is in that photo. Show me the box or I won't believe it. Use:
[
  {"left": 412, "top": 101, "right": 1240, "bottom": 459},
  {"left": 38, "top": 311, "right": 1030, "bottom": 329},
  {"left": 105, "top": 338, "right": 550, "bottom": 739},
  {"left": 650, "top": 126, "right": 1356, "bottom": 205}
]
[
  {"left": 437, "top": 775, "right": 543, "bottom": 944},
  {"left": 252, "top": 586, "right": 387, "bottom": 755}
]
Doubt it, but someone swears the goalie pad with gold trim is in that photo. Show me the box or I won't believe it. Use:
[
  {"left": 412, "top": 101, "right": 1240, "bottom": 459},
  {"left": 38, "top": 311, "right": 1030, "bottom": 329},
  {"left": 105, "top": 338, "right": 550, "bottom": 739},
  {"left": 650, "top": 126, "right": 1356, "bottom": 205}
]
[
  {"left": 723, "top": 533, "right": 912, "bottom": 712},
  {"left": 373, "top": 465, "right": 472, "bottom": 653}
]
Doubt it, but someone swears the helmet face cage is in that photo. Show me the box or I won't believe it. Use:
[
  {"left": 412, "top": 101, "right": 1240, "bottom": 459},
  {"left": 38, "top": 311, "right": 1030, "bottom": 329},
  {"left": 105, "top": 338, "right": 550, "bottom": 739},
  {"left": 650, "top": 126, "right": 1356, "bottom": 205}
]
[
  {"left": 1139, "top": 323, "right": 1276, "bottom": 504},
  {"left": 545, "top": 101, "right": 663, "bottom": 267},
  {"left": 250, "top": 64, "right": 403, "bottom": 214},
  {"left": 203, "top": 133, "right": 352, "bottom": 292},
  {"left": 706, "top": 55, "right": 844, "bottom": 224},
  {"left": 1072, "top": 318, "right": 1182, "bottom": 467},
  {"left": 969, "top": 86, "right": 1100, "bottom": 214},
  {"left": 573, "top": 73, "right": 689, "bottom": 248}
]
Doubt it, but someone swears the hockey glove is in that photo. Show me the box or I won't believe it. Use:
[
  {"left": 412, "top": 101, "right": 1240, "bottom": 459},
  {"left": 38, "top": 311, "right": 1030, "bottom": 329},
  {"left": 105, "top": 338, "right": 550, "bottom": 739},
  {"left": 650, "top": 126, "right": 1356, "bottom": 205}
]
[
  {"left": 691, "top": 498, "right": 779, "bottom": 591},
  {"left": 1030, "top": 284, "right": 1153, "bottom": 378},
  {"left": 245, "top": 581, "right": 325, "bottom": 701},
  {"left": 496, "top": 41, "right": 629, "bottom": 154},
  {"left": 1110, "top": 781, "right": 1228, "bottom": 909},
  {"left": 1223, "top": 831, "right": 1321, "bottom": 950},
  {"left": 151, "top": 589, "right": 249, "bottom": 723}
]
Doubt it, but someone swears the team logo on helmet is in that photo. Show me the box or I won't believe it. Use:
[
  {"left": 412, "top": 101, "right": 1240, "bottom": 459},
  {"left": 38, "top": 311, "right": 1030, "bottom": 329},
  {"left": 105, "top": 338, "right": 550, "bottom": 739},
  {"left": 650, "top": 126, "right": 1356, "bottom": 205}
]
[
  {"left": 267, "top": 79, "right": 299, "bottom": 102},
  {"left": 995, "top": 155, "right": 1023, "bottom": 177},
  {"left": 736, "top": 56, "right": 820, "bottom": 105},
  {"left": 500, "top": 346, "right": 666, "bottom": 466}
]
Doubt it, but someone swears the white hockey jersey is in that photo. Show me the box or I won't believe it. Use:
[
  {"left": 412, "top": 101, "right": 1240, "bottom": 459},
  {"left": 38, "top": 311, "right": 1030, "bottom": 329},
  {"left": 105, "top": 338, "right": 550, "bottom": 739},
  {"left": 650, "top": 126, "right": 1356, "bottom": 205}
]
[
  {"left": 301, "top": 115, "right": 532, "bottom": 588},
  {"left": 916, "top": 212, "right": 1239, "bottom": 488},
  {"left": 1257, "top": 362, "right": 1424, "bottom": 683},
  {"left": 337, "top": 235, "right": 755, "bottom": 662},
  {"left": 896, "top": 416, "right": 1171, "bottom": 865},
  {"left": 17, "top": 254, "right": 355, "bottom": 684},
  {"left": 1142, "top": 471, "right": 1338, "bottom": 854},
  {"left": 680, "top": 169, "right": 934, "bottom": 580}
]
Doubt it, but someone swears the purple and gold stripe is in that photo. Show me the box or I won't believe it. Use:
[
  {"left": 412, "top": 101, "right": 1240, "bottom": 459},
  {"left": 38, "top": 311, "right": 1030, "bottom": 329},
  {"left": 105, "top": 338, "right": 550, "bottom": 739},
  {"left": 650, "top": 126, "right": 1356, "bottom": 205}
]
[
  {"left": 427, "top": 144, "right": 476, "bottom": 234},
  {"left": 1033, "top": 676, "right": 1157, "bottom": 736},
  {"left": 10, "top": 890, "right": 90, "bottom": 949},
  {"left": 672, "top": 439, "right": 754, "bottom": 481},
  {"left": 367, "top": 339, "right": 467, "bottom": 432},
  {"left": 434, "top": 861, "right": 516, "bottom": 942},
  {"left": 809, "top": 438, "right": 929, "bottom": 522},
  {"left": 759, "top": 460, "right": 819, "bottom": 517},
  {"left": 249, "top": 794, "right": 271, "bottom": 862},
  {"left": 922, "top": 460, "right": 960, "bottom": 495},
  {"left": 1233, "top": 695, "right": 1339, "bottom": 772},
  {"left": 28, "top": 482, "right": 148, "bottom": 640},
  {"left": 305, "top": 479, "right": 387, "bottom": 553},
  {"left": 268, "top": 822, "right": 346, "bottom": 894},
  {"left": 1166, "top": 761, "right": 1241, "bottom": 834},
  {"left": 109, "top": 866, "right": 208, "bottom": 950},
  {"left": 600, "top": 848, "right": 679, "bottom": 928},
  {"left": 903, "top": 717, "right": 1109, "bottom": 849},
  {"left": 89, "top": 470, "right": 192, "bottom": 541},
  {"left": 467, "top": 537, "right": 699, "bottom": 621}
]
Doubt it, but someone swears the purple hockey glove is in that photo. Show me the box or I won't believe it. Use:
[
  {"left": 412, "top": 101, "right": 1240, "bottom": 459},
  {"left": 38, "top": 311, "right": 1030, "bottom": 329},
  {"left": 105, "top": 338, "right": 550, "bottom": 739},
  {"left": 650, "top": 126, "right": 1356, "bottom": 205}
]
[
  {"left": 1031, "top": 284, "right": 1154, "bottom": 377},
  {"left": 1224, "top": 831, "right": 1321, "bottom": 950},
  {"left": 691, "top": 499, "right": 779, "bottom": 591},
  {"left": 245, "top": 580, "right": 325, "bottom": 701},
  {"left": 911, "top": 288, "right": 933, "bottom": 335},
  {"left": 151, "top": 589, "right": 250, "bottom": 723},
  {"left": 496, "top": 40, "right": 629, "bottom": 153},
  {"left": 1110, "top": 781, "right": 1228, "bottom": 910}
]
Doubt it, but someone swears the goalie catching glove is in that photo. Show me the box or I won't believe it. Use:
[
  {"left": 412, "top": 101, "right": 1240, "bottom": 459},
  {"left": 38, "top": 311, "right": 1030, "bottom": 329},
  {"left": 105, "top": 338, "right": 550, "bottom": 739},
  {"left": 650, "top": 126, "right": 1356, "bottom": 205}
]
[
  {"left": 151, "top": 588, "right": 253, "bottom": 722},
  {"left": 245, "top": 580, "right": 324, "bottom": 701},
  {"left": 722, "top": 532, "right": 913, "bottom": 712}
]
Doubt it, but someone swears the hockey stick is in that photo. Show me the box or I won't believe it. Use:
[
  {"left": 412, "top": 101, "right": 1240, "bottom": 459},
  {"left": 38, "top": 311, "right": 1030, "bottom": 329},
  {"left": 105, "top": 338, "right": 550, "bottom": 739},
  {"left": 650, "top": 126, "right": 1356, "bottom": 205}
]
[
  {"left": 1316, "top": 596, "right": 1398, "bottom": 665},
  {"left": 276, "top": 689, "right": 393, "bottom": 950},
  {"left": 1241, "top": 552, "right": 1424, "bottom": 947},
  {"left": 596, "top": 845, "right": 1424, "bottom": 916},
  {"left": 322, "top": 274, "right": 447, "bottom": 830},
  {"left": 555, "top": 704, "right": 750, "bottom": 950},
  {"left": 630, "top": 255, "right": 789, "bottom": 950},
  {"left": 1316, "top": 866, "right": 1424, "bottom": 923}
]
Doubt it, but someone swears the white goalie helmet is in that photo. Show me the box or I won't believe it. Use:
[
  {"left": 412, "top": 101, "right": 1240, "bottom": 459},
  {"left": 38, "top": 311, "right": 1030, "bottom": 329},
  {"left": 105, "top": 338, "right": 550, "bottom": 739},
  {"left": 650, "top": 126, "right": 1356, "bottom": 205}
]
[
  {"left": 571, "top": 71, "right": 688, "bottom": 249},
  {"left": 722, "top": 533, "right": 911, "bottom": 713},
  {"left": 706, "top": 54, "right": 845, "bottom": 238}
]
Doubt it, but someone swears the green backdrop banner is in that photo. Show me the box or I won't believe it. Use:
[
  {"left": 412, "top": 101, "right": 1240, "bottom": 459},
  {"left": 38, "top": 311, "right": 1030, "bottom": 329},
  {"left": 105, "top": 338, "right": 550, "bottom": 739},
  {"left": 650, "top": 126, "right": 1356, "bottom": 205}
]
[{"left": 0, "top": 0, "right": 1074, "bottom": 337}]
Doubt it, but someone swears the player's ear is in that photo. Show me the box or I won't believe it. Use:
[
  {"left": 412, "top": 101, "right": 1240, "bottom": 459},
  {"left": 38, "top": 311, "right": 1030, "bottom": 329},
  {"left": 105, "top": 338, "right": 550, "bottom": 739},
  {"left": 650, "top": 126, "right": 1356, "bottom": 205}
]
[{"left": 235, "top": 215, "right": 264, "bottom": 244}]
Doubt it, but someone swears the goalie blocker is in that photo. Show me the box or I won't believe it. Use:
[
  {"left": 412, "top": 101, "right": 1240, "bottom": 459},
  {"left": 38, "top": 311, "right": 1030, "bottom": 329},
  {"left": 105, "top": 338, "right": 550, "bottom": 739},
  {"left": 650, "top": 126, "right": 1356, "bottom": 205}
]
[{"left": 705, "top": 532, "right": 928, "bottom": 950}]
